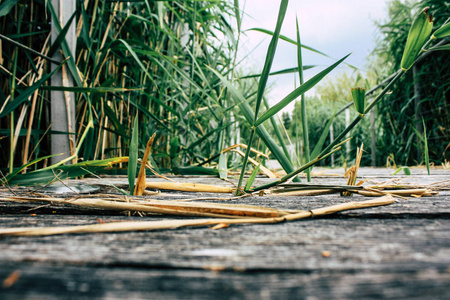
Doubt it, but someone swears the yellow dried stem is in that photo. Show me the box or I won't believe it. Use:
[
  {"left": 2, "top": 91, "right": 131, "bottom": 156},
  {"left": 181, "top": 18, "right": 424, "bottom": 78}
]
[
  {"left": 343, "top": 144, "right": 364, "bottom": 196},
  {"left": 231, "top": 149, "right": 277, "bottom": 178},
  {"left": 134, "top": 133, "right": 156, "bottom": 196},
  {"left": 221, "top": 144, "right": 270, "bottom": 159},
  {"left": 266, "top": 189, "right": 336, "bottom": 196},
  {"left": 0, "top": 196, "right": 395, "bottom": 236},
  {"left": 357, "top": 188, "right": 437, "bottom": 197},
  {"left": 145, "top": 182, "right": 234, "bottom": 193},
  {"left": 4, "top": 196, "right": 288, "bottom": 219}
]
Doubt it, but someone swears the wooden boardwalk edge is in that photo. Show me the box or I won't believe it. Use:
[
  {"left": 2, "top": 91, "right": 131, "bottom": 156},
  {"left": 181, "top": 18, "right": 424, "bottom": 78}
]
[{"left": 1, "top": 172, "right": 449, "bottom": 299}]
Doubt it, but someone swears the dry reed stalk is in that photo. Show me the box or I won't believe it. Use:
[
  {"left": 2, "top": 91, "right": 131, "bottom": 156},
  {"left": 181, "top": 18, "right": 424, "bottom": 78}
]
[
  {"left": 265, "top": 185, "right": 438, "bottom": 197},
  {"left": 23, "top": 35, "right": 51, "bottom": 165},
  {"left": 283, "top": 196, "right": 395, "bottom": 221},
  {"left": 267, "top": 189, "right": 337, "bottom": 196},
  {"left": 366, "top": 179, "right": 450, "bottom": 191},
  {"left": 357, "top": 188, "right": 437, "bottom": 197},
  {"left": 221, "top": 144, "right": 270, "bottom": 159},
  {"left": 2, "top": 195, "right": 291, "bottom": 219},
  {"left": 145, "top": 182, "right": 234, "bottom": 193},
  {"left": 0, "top": 196, "right": 395, "bottom": 236},
  {"left": 13, "top": 35, "right": 51, "bottom": 166},
  {"left": 231, "top": 149, "right": 277, "bottom": 178},
  {"left": 145, "top": 162, "right": 173, "bottom": 182},
  {"left": 342, "top": 144, "right": 364, "bottom": 196},
  {"left": 134, "top": 133, "right": 156, "bottom": 195}
]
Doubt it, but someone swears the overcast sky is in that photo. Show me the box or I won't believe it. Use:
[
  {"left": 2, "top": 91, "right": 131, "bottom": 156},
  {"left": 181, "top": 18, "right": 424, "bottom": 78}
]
[{"left": 237, "top": 0, "right": 389, "bottom": 112}]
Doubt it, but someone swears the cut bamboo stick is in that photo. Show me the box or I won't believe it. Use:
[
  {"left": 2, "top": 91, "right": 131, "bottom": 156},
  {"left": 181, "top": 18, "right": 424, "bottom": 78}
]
[{"left": 0, "top": 195, "right": 395, "bottom": 236}]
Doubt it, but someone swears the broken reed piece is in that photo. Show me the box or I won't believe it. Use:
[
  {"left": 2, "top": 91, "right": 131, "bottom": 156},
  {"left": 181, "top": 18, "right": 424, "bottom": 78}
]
[
  {"left": 265, "top": 186, "right": 437, "bottom": 197},
  {"left": 366, "top": 180, "right": 450, "bottom": 191},
  {"left": 145, "top": 182, "right": 234, "bottom": 193},
  {"left": 268, "top": 183, "right": 364, "bottom": 196},
  {"left": 283, "top": 195, "right": 396, "bottom": 221},
  {"left": 342, "top": 144, "right": 364, "bottom": 197},
  {"left": 0, "top": 195, "right": 395, "bottom": 237},
  {"left": 356, "top": 188, "right": 437, "bottom": 197},
  {"left": 267, "top": 189, "right": 337, "bottom": 196},
  {"left": 134, "top": 133, "right": 156, "bottom": 196},
  {"left": 231, "top": 148, "right": 277, "bottom": 178},
  {"left": 4, "top": 195, "right": 291, "bottom": 219}
]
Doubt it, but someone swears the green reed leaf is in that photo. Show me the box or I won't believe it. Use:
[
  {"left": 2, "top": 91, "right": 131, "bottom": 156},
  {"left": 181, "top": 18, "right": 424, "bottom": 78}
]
[
  {"left": 128, "top": 114, "right": 139, "bottom": 194},
  {"left": 240, "top": 66, "right": 316, "bottom": 79},
  {"left": 0, "top": 0, "right": 19, "bottom": 17},
  {"left": 400, "top": 7, "right": 433, "bottom": 71},
  {"left": 255, "top": 53, "right": 350, "bottom": 127},
  {"left": 245, "top": 163, "right": 261, "bottom": 192},
  {"left": 351, "top": 87, "right": 366, "bottom": 115},
  {"left": 254, "top": 0, "right": 288, "bottom": 119},
  {"left": 432, "top": 21, "right": 450, "bottom": 39}
]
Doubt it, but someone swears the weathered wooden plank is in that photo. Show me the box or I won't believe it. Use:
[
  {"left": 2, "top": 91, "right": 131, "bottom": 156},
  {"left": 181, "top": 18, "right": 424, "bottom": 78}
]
[
  {"left": 1, "top": 191, "right": 449, "bottom": 216},
  {"left": 1, "top": 216, "right": 449, "bottom": 270},
  {"left": 1, "top": 262, "right": 449, "bottom": 299},
  {"left": 0, "top": 171, "right": 449, "bottom": 299}
]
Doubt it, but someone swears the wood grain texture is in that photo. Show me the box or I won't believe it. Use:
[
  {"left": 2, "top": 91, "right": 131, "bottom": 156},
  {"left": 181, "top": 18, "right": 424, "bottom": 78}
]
[{"left": 1, "top": 170, "right": 449, "bottom": 299}]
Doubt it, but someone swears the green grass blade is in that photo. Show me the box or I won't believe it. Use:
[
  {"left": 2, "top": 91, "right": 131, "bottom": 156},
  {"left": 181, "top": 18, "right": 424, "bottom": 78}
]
[
  {"left": 48, "top": 11, "right": 76, "bottom": 58},
  {"left": 0, "top": 33, "right": 59, "bottom": 64},
  {"left": 422, "top": 118, "right": 430, "bottom": 175},
  {"left": 186, "top": 121, "right": 234, "bottom": 152},
  {"left": 247, "top": 27, "right": 331, "bottom": 57},
  {"left": 392, "top": 166, "right": 411, "bottom": 175},
  {"left": 124, "top": 95, "right": 170, "bottom": 130},
  {"left": 250, "top": 145, "right": 343, "bottom": 192},
  {"left": 296, "top": 16, "right": 311, "bottom": 181},
  {"left": 245, "top": 163, "right": 261, "bottom": 192},
  {"left": 253, "top": 0, "right": 288, "bottom": 118},
  {"left": 128, "top": 114, "right": 139, "bottom": 194},
  {"left": 41, "top": 86, "right": 143, "bottom": 93},
  {"left": 4, "top": 154, "right": 60, "bottom": 182},
  {"left": 0, "top": 60, "right": 65, "bottom": 118},
  {"left": 233, "top": 0, "right": 241, "bottom": 32},
  {"left": 263, "top": 98, "right": 292, "bottom": 165},
  {"left": 428, "top": 44, "right": 450, "bottom": 51},
  {"left": 310, "top": 111, "right": 336, "bottom": 159},
  {"left": 0, "top": 0, "right": 19, "bottom": 17},
  {"left": 255, "top": 53, "right": 351, "bottom": 127},
  {"left": 208, "top": 67, "right": 298, "bottom": 180},
  {"left": 7, "top": 157, "right": 127, "bottom": 186},
  {"left": 116, "top": 39, "right": 152, "bottom": 79},
  {"left": 47, "top": 1, "right": 82, "bottom": 87},
  {"left": 240, "top": 66, "right": 316, "bottom": 79}
]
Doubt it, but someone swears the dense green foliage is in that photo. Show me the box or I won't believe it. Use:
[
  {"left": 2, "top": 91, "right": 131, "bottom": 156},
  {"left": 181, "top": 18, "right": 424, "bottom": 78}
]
[
  {"left": 1, "top": 0, "right": 448, "bottom": 187},
  {"left": 285, "top": 0, "right": 449, "bottom": 167},
  {"left": 374, "top": 0, "right": 450, "bottom": 165},
  {"left": 0, "top": 0, "right": 245, "bottom": 174}
]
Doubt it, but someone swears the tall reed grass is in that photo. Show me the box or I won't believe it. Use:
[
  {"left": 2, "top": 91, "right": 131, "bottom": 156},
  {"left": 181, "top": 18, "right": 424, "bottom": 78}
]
[{"left": 1, "top": 0, "right": 448, "bottom": 190}]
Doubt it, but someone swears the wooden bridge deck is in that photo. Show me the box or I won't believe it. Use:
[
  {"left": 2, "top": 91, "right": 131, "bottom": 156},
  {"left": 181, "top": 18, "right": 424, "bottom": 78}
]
[{"left": 1, "top": 168, "right": 449, "bottom": 299}]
